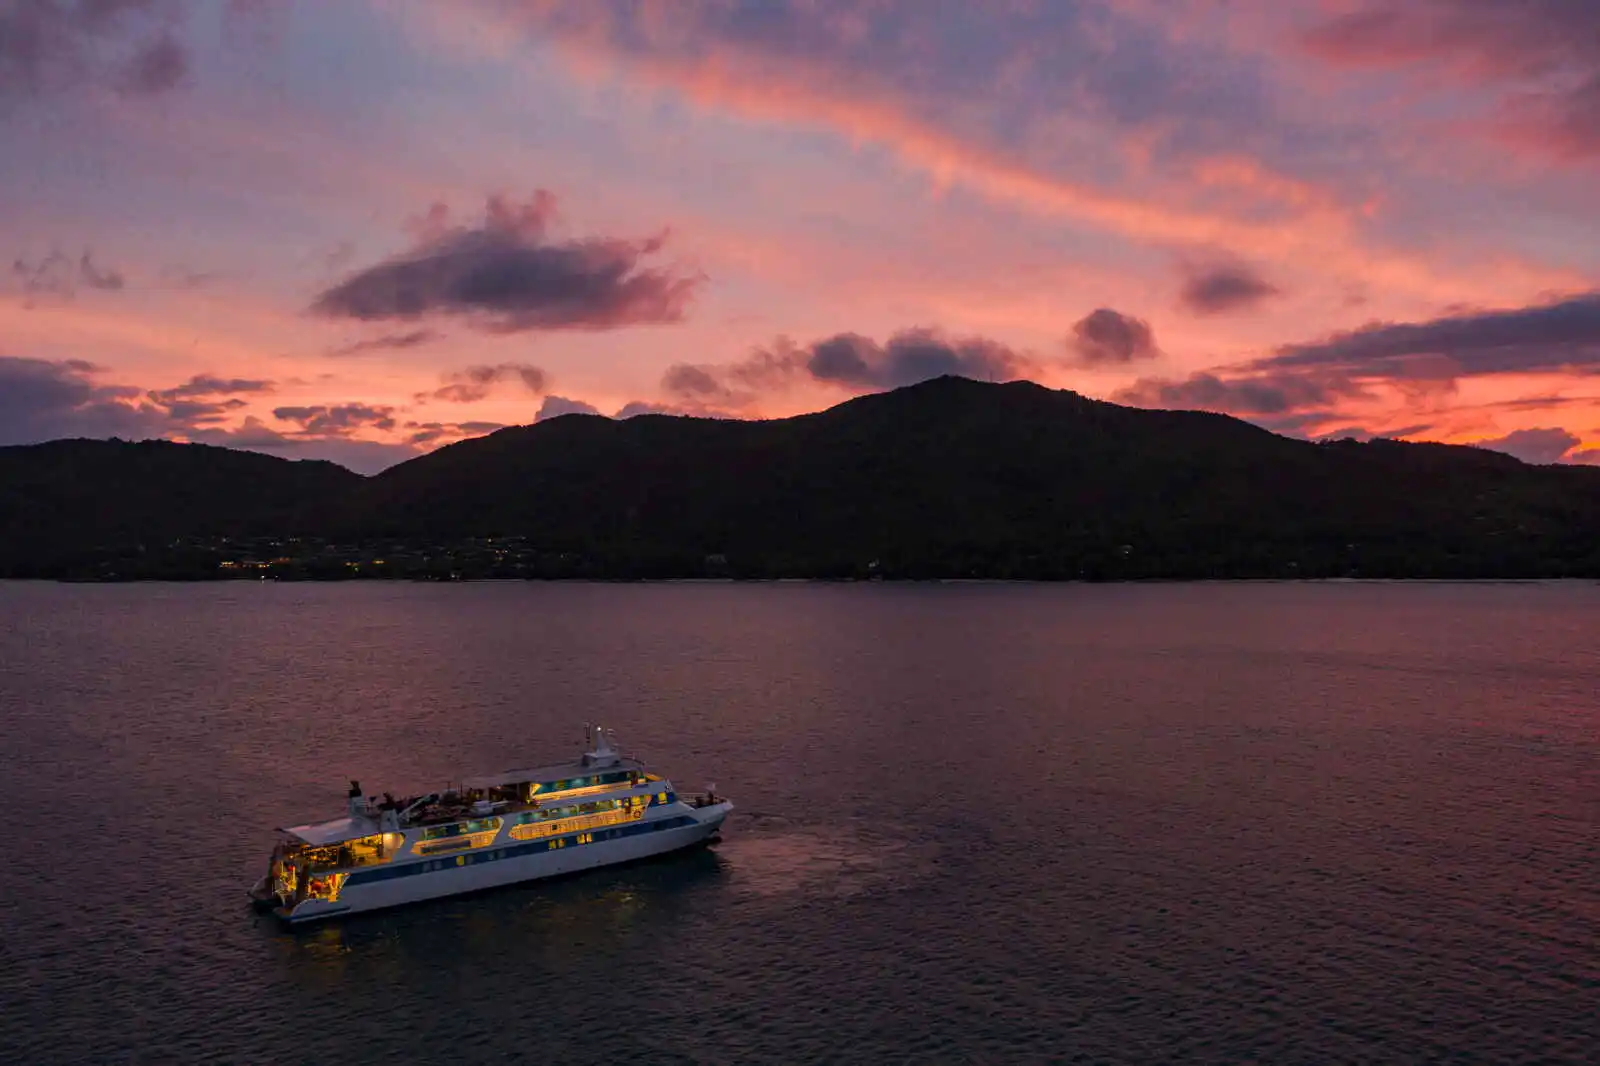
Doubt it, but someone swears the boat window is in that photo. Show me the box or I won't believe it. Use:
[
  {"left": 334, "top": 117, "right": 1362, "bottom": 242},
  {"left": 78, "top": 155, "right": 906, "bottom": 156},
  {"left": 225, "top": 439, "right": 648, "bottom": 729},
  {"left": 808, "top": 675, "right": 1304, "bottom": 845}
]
[
  {"left": 421, "top": 817, "right": 503, "bottom": 840},
  {"left": 528, "top": 770, "right": 634, "bottom": 795}
]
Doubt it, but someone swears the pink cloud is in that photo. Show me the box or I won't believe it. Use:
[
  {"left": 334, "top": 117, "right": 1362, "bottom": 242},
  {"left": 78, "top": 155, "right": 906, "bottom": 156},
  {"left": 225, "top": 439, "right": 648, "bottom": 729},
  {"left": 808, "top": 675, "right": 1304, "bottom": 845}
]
[
  {"left": 1301, "top": 1, "right": 1600, "bottom": 160},
  {"left": 444, "top": 0, "right": 1591, "bottom": 310}
]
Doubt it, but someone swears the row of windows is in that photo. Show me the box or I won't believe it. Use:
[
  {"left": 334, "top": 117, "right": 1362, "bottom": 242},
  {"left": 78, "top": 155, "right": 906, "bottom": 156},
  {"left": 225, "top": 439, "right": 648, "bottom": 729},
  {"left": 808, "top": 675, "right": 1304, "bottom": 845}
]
[
  {"left": 417, "top": 830, "right": 499, "bottom": 855},
  {"left": 420, "top": 817, "right": 503, "bottom": 841},
  {"left": 424, "top": 826, "right": 602, "bottom": 863},
  {"left": 511, "top": 804, "right": 644, "bottom": 842},
  {"left": 416, "top": 794, "right": 675, "bottom": 853},
  {"left": 343, "top": 815, "right": 698, "bottom": 885},
  {"left": 516, "top": 792, "right": 664, "bottom": 825},
  {"left": 518, "top": 797, "right": 618, "bottom": 824},
  {"left": 533, "top": 770, "right": 635, "bottom": 795}
]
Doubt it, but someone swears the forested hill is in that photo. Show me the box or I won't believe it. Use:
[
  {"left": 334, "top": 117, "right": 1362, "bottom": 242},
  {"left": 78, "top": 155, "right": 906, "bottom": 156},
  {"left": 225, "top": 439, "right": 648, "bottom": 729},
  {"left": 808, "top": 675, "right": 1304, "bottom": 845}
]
[{"left": 5, "top": 377, "right": 1600, "bottom": 579}]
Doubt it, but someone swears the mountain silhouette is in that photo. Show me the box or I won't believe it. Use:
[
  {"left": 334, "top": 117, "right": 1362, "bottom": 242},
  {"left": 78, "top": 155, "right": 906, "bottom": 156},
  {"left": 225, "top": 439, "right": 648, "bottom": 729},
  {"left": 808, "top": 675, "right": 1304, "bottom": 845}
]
[{"left": 5, "top": 378, "right": 1599, "bottom": 579}]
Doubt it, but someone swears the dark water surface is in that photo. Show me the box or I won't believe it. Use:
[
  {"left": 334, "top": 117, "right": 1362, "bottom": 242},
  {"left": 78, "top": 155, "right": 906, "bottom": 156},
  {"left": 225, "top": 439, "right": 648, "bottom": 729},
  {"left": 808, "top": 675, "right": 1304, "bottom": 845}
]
[{"left": 1, "top": 581, "right": 1596, "bottom": 1064}]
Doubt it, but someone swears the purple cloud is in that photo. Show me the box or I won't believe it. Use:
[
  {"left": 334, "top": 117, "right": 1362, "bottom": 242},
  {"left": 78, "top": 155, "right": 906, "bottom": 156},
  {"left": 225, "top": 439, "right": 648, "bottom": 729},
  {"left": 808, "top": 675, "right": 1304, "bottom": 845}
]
[
  {"left": 0, "top": 1, "right": 188, "bottom": 99},
  {"left": 1178, "top": 261, "right": 1280, "bottom": 315},
  {"left": 420, "top": 362, "right": 547, "bottom": 403},
  {"left": 1069, "top": 309, "right": 1160, "bottom": 365},
  {"left": 1112, "top": 291, "right": 1600, "bottom": 461},
  {"left": 0, "top": 355, "right": 165, "bottom": 443},
  {"left": 613, "top": 399, "right": 737, "bottom": 420},
  {"left": 156, "top": 397, "right": 248, "bottom": 425},
  {"left": 0, "top": 356, "right": 292, "bottom": 448},
  {"left": 402, "top": 420, "right": 505, "bottom": 446},
  {"left": 311, "top": 192, "right": 703, "bottom": 333},
  {"left": 1114, "top": 369, "right": 1369, "bottom": 418},
  {"left": 0, "top": 356, "right": 429, "bottom": 474},
  {"left": 186, "top": 417, "right": 421, "bottom": 474},
  {"left": 659, "top": 326, "right": 1040, "bottom": 410},
  {"left": 0, "top": 1, "right": 286, "bottom": 103},
  {"left": 1302, "top": 1, "right": 1600, "bottom": 158},
  {"left": 536, "top": 395, "right": 602, "bottom": 421},
  {"left": 660, "top": 363, "right": 729, "bottom": 399},
  {"left": 1472, "top": 426, "right": 1585, "bottom": 465},
  {"left": 505, "top": 0, "right": 1339, "bottom": 204},
  {"left": 805, "top": 328, "right": 1032, "bottom": 389},
  {"left": 614, "top": 401, "right": 679, "bottom": 419},
  {"left": 1256, "top": 291, "right": 1600, "bottom": 382},
  {"left": 328, "top": 329, "right": 441, "bottom": 357},
  {"left": 1118, "top": 293, "right": 1600, "bottom": 428},
  {"left": 118, "top": 32, "right": 185, "bottom": 94},
  {"left": 148, "top": 374, "right": 274, "bottom": 403},
  {"left": 13, "top": 249, "right": 126, "bottom": 300},
  {"left": 272, "top": 403, "right": 397, "bottom": 436}
]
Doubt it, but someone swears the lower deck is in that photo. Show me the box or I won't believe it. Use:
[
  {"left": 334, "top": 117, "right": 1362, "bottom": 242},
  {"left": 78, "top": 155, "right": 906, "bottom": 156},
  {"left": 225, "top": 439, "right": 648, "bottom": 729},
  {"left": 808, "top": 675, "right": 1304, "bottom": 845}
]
[{"left": 269, "top": 800, "right": 732, "bottom": 924}]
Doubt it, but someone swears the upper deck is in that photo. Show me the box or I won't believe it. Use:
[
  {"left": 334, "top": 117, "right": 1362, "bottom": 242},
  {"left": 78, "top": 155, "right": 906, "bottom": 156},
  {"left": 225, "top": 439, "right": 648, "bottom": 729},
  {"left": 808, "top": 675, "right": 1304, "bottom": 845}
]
[
  {"left": 462, "top": 722, "right": 644, "bottom": 793},
  {"left": 279, "top": 725, "right": 662, "bottom": 846}
]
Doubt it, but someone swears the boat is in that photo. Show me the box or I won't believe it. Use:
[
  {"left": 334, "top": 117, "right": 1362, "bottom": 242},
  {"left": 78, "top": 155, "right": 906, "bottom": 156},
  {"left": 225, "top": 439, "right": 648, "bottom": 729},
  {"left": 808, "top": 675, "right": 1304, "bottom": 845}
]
[{"left": 248, "top": 725, "right": 732, "bottom": 925}]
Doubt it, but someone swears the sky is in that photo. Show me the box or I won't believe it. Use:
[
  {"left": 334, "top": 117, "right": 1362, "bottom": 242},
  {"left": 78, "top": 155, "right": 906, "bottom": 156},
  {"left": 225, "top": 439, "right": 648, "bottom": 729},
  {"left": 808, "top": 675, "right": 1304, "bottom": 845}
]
[{"left": 4, "top": 0, "right": 1600, "bottom": 473}]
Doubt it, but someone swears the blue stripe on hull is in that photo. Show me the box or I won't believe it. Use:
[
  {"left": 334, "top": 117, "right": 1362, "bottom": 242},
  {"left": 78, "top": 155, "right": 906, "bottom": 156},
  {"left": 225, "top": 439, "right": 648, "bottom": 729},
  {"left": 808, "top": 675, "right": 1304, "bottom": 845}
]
[{"left": 342, "top": 814, "right": 699, "bottom": 887}]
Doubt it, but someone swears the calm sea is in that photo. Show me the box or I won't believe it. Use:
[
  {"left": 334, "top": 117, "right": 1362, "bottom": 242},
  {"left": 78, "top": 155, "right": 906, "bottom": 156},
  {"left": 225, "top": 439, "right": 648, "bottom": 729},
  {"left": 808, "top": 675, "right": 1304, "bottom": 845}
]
[{"left": 0, "top": 581, "right": 1595, "bottom": 1065}]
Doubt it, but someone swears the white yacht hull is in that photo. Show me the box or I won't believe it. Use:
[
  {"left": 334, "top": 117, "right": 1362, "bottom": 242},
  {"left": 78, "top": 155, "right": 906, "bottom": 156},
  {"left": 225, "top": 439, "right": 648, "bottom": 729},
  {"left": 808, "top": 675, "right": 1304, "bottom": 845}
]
[{"left": 276, "top": 801, "right": 731, "bottom": 926}]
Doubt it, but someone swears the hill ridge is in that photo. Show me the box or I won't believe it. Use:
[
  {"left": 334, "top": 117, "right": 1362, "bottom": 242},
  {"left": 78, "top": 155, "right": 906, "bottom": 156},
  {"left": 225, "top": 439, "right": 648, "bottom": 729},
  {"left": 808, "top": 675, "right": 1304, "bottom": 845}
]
[{"left": 3, "top": 377, "right": 1598, "bottom": 579}]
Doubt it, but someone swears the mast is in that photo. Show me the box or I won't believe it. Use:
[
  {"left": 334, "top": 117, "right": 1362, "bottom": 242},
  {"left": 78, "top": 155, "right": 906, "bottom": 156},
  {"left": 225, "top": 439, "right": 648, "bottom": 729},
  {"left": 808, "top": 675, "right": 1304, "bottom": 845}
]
[{"left": 581, "top": 722, "right": 620, "bottom": 767}]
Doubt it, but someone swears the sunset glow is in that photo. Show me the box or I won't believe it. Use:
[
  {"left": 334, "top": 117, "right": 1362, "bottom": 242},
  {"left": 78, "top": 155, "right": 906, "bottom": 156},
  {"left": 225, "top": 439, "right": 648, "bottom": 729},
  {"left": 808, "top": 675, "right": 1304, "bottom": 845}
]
[{"left": 6, "top": 0, "right": 1600, "bottom": 472}]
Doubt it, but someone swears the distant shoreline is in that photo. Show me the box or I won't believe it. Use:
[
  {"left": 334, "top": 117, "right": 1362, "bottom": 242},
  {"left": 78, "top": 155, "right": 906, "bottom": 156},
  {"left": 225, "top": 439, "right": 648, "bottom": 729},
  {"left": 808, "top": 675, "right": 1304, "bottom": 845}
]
[{"left": 5, "top": 575, "right": 1592, "bottom": 586}]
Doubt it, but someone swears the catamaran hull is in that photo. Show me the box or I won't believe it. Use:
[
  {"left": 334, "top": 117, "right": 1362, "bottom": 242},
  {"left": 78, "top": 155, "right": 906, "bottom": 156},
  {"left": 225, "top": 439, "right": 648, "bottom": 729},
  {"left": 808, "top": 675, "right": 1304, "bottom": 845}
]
[{"left": 274, "top": 802, "right": 731, "bottom": 926}]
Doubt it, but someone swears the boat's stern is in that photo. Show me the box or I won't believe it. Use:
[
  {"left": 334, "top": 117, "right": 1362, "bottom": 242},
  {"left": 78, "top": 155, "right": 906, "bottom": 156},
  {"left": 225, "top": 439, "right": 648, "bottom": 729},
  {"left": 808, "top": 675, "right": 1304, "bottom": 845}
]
[
  {"left": 247, "top": 876, "right": 278, "bottom": 913},
  {"left": 274, "top": 898, "right": 352, "bottom": 925},
  {"left": 687, "top": 798, "right": 734, "bottom": 838}
]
